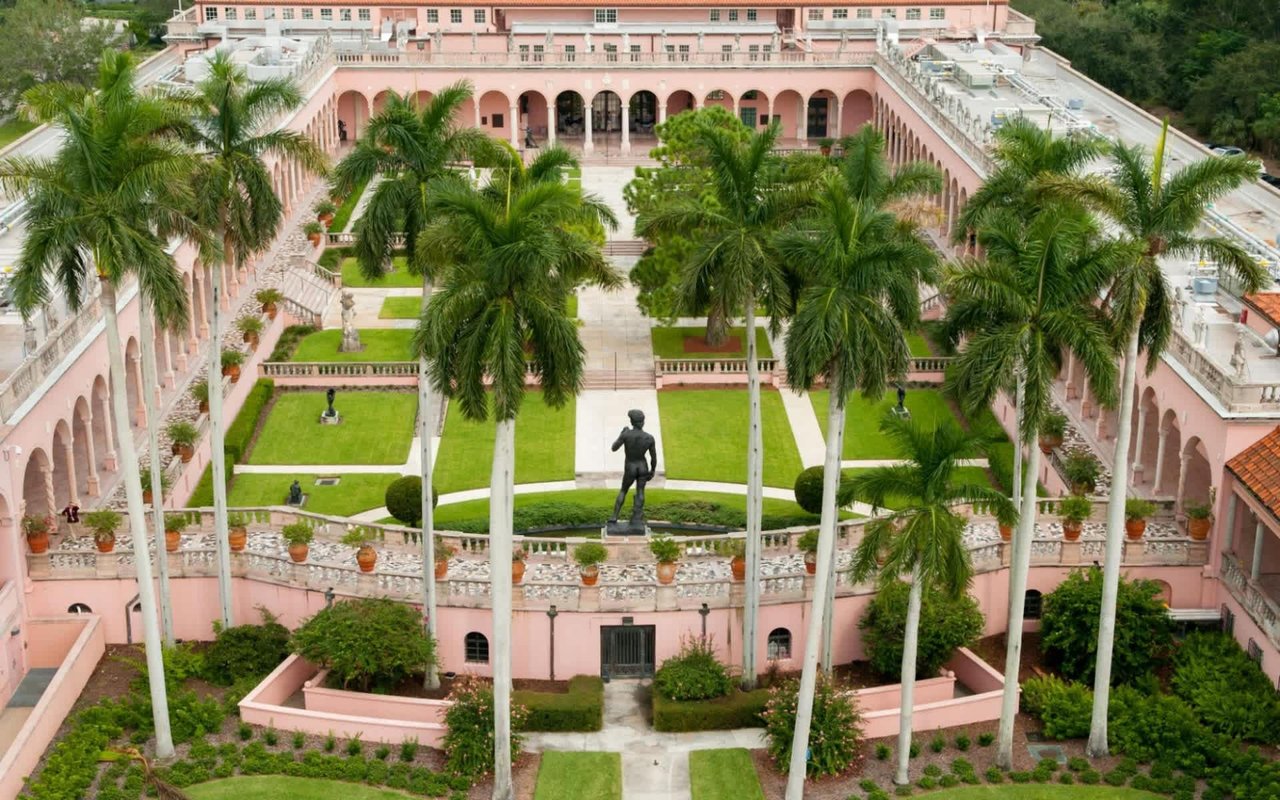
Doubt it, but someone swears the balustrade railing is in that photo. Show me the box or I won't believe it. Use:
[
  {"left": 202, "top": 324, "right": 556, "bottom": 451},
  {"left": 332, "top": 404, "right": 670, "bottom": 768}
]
[
  {"left": 654, "top": 358, "right": 777, "bottom": 376},
  {"left": 332, "top": 47, "right": 877, "bottom": 69},
  {"left": 1220, "top": 553, "right": 1280, "bottom": 650},
  {"left": 1166, "top": 328, "right": 1280, "bottom": 413},
  {"left": 259, "top": 361, "right": 419, "bottom": 379}
]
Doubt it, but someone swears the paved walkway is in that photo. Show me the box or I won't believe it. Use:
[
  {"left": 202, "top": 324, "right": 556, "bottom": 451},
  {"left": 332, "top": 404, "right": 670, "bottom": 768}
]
[
  {"left": 577, "top": 274, "right": 654, "bottom": 372},
  {"left": 575, "top": 389, "right": 664, "bottom": 478}
]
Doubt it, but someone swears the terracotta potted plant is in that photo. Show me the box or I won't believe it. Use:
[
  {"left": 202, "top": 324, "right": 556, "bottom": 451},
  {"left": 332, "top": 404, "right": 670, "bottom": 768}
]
[
  {"left": 236, "top": 315, "right": 265, "bottom": 349},
  {"left": 434, "top": 535, "right": 454, "bottom": 579},
  {"left": 650, "top": 535, "right": 681, "bottom": 585},
  {"left": 797, "top": 530, "right": 819, "bottom": 575},
  {"left": 1062, "top": 448, "right": 1101, "bottom": 495},
  {"left": 1058, "top": 495, "right": 1092, "bottom": 542},
  {"left": 573, "top": 541, "right": 607, "bottom": 587},
  {"left": 22, "top": 514, "right": 51, "bottom": 554},
  {"left": 227, "top": 512, "right": 248, "bottom": 552},
  {"left": 163, "top": 513, "right": 189, "bottom": 553},
  {"left": 256, "top": 288, "right": 282, "bottom": 321},
  {"left": 166, "top": 420, "right": 198, "bottom": 464},
  {"left": 191, "top": 379, "right": 210, "bottom": 414},
  {"left": 141, "top": 465, "right": 172, "bottom": 506},
  {"left": 1124, "top": 497, "right": 1156, "bottom": 541},
  {"left": 314, "top": 199, "right": 337, "bottom": 228},
  {"left": 818, "top": 137, "right": 834, "bottom": 156},
  {"left": 304, "top": 220, "right": 324, "bottom": 246},
  {"left": 512, "top": 547, "right": 527, "bottom": 584},
  {"left": 998, "top": 522, "right": 1013, "bottom": 542},
  {"left": 1184, "top": 501, "right": 1212, "bottom": 541},
  {"left": 282, "top": 521, "right": 314, "bottom": 563},
  {"left": 84, "top": 509, "right": 122, "bottom": 553},
  {"left": 1038, "top": 411, "right": 1067, "bottom": 454},
  {"left": 221, "top": 349, "right": 245, "bottom": 383},
  {"left": 342, "top": 528, "right": 378, "bottom": 572},
  {"left": 725, "top": 538, "right": 746, "bottom": 581},
  {"left": 996, "top": 504, "right": 1018, "bottom": 542}
]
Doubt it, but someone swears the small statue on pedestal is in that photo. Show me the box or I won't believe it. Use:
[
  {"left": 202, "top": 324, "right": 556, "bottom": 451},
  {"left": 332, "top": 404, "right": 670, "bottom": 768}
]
[
  {"left": 608, "top": 410, "right": 658, "bottom": 534},
  {"left": 338, "top": 291, "right": 363, "bottom": 353},
  {"left": 287, "top": 480, "right": 303, "bottom": 506}
]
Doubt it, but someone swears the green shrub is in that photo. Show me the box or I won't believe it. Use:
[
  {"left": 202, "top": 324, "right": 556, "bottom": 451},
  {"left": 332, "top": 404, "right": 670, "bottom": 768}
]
[
  {"left": 954, "top": 734, "right": 970, "bottom": 751},
  {"left": 929, "top": 733, "right": 945, "bottom": 753},
  {"left": 652, "top": 688, "right": 769, "bottom": 732},
  {"left": 269, "top": 324, "right": 319, "bottom": 361},
  {"left": 1021, "top": 675, "right": 1094, "bottom": 739},
  {"left": 346, "top": 735, "right": 363, "bottom": 756},
  {"left": 225, "top": 378, "right": 274, "bottom": 463},
  {"left": 763, "top": 675, "right": 863, "bottom": 778},
  {"left": 384, "top": 475, "right": 436, "bottom": 527},
  {"left": 202, "top": 609, "right": 291, "bottom": 686},
  {"left": 443, "top": 498, "right": 817, "bottom": 533},
  {"left": 1171, "top": 631, "right": 1280, "bottom": 743},
  {"left": 291, "top": 598, "right": 436, "bottom": 692},
  {"left": 985, "top": 766, "right": 1004, "bottom": 783},
  {"left": 860, "top": 579, "right": 984, "bottom": 680},
  {"left": 1041, "top": 567, "right": 1172, "bottom": 685},
  {"left": 875, "top": 742, "right": 891, "bottom": 760},
  {"left": 514, "top": 676, "right": 604, "bottom": 732},
  {"left": 292, "top": 731, "right": 306, "bottom": 749},
  {"left": 977, "top": 732, "right": 994, "bottom": 746},
  {"left": 793, "top": 465, "right": 825, "bottom": 514},
  {"left": 442, "top": 675, "right": 526, "bottom": 777},
  {"left": 653, "top": 637, "right": 733, "bottom": 701}
]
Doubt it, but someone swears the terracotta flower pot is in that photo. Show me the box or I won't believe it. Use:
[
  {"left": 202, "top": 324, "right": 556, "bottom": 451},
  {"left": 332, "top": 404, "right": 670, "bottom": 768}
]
[
  {"left": 1038, "top": 434, "right": 1062, "bottom": 455},
  {"left": 656, "top": 560, "right": 677, "bottom": 585},
  {"left": 1188, "top": 517, "right": 1211, "bottom": 541},
  {"left": 165, "top": 530, "right": 181, "bottom": 552},
  {"left": 580, "top": 564, "right": 599, "bottom": 586},
  {"left": 1062, "top": 520, "right": 1083, "bottom": 542},
  {"left": 319, "top": 212, "right": 335, "bottom": 227},
  {"left": 96, "top": 537, "right": 115, "bottom": 554},
  {"left": 228, "top": 526, "right": 247, "bottom": 552},
  {"left": 803, "top": 552, "right": 817, "bottom": 575},
  {"left": 143, "top": 489, "right": 154, "bottom": 505},
  {"left": 262, "top": 302, "right": 277, "bottom": 320},
  {"left": 512, "top": 559, "right": 526, "bottom": 584},
  {"left": 307, "top": 232, "right": 323, "bottom": 246},
  {"left": 243, "top": 331, "right": 259, "bottom": 349},
  {"left": 171, "top": 441, "right": 182, "bottom": 456},
  {"left": 199, "top": 399, "right": 210, "bottom": 414},
  {"left": 26, "top": 532, "right": 50, "bottom": 555},
  {"left": 178, "top": 443, "right": 194, "bottom": 464},
  {"left": 998, "top": 524, "right": 1013, "bottom": 542},
  {"left": 731, "top": 555, "right": 746, "bottom": 582},
  {"left": 356, "top": 544, "right": 377, "bottom": 572},
  {"left": 1125, "top": 519, "right": 1147, "bottom": 541},
  {"left": 288, "top": 542, "right": 309, "bottom": 563},
  {"left": 435, "top": 558, "right": 448, "bottom": 579},
  {"left": 223, "top": 364, "right": 241, "bottom": 383}
]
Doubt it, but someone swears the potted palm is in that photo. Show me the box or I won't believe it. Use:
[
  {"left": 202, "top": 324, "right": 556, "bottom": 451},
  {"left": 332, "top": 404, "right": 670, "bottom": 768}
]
[
  {"left": 303, "top": 220, "right": 324, "bottom": 246},
  {"left": 1124, "top": 497, "right": 1157, "bottom": 541},
  {"left": 227, "top": 512, "right": 248, "bottom": 552},
  {"left": 141, "top": 466, "right": 172, "bottom": 506},
  {"left": 341, "top": 528, "right": 379, "bottom": 572},
  {"left": 166, "top": 420, "right": 198, "bottom": 463},
  {"left": 314, "top": 199, "right": 337, "bottom": 228},
  {"left": 1038, "top": 411, "right": 1067, "bottom": 454},
  {"left": 84, "top": 509, "right": 122, "bottom": 553},
  {"left": 649, "top": 535, "right": 680, "bottom": 585},
  {"left": 818, "top": 137, "right": 834, "bottom": 157},
  {"left": 724, "top": 538, "right": 747, "bottom": 581},
  {"left": 1058, "top": 495, "right": 1092, "bottom": 542},
  {"left": 281, "top": 521, "right": 314, "bottom": 563},
  {"left": 434, "top": 535, "right": 454, "bottom": 579},
  {"left": 236, "top": 315, "right": 265, "bottom": 349},
  {"left": 191, "top": 379, "right": 210, "bottom": 414},
  {"left": 221, "top": 349, "right": 245, "bottom": 383},
  {"left": 22, "top": 514, "right": 52, "bottom": 554},
  {"left": 255, "top": 288, "right": 282, "bottom": 320},
  {"left": 572, "top": 541, "right": 608, "bottom": 586},
  {"left": 163, "top": 513, "right": 189, "bottom": 553},
  {"left": 797, "top": 530, "right": 819, "bottom": 574},
  {"left": 512, "top": 546, "right": 527, "bottom": 585},
  {"left": 1062, "top": 448, "right": 1101, "bottom": 494},
  {"left": 1184, "top": 501, "right": 1212, "bottom": 541}
]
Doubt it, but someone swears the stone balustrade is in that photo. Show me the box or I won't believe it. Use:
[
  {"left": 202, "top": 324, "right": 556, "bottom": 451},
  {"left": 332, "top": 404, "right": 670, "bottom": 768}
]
[
  {"left": 259, "top": 361, "right": 420, "bottom": 379},
  {"left": 332, "top": 48, "right": 878, "bottom": 70},
  {"left": 1166, "top": 328, "right": 1280, "bottom": 413},
  {"left": 1220, "top": 553, "right": 1280, "bottom": 651}
]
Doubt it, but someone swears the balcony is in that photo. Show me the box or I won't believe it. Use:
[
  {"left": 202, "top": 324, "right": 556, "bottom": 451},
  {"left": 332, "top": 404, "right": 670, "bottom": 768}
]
[{"left": 1220, "top": 553, "right": 1280, "bottom": 652}]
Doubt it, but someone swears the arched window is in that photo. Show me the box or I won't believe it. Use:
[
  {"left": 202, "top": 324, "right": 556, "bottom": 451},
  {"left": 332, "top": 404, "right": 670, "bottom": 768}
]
[
  {"left": 465, "top": 632, "right": 489, "bottom": 664},
  {"left": 766, "top": 628, "right": 791, "bottom": 660},
  {"left": 67, "top": 603, "right": 92, "bottom": 614},
  {"left": 1023, "top": 590, "right": 1043, "bottom": 620}
]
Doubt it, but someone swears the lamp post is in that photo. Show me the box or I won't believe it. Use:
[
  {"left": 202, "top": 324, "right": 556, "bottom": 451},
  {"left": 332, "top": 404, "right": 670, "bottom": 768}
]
[
  {"left": 546, "top": 604, "right": 558, "bottom": 681},
  {"left": 324, "top": 587, "right": 335, "bottom": 608},
  {"left": 698, "top": 602, "right": 710, "bottom": 639}
]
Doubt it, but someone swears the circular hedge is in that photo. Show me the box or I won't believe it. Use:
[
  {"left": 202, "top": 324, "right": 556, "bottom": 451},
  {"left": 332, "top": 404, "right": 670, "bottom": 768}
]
[
  {"left": 385, "top": 475, "right": 436, "bottom": 526},
  {"left": 793, "top": 466, "right": 825, "bottom": 515}
]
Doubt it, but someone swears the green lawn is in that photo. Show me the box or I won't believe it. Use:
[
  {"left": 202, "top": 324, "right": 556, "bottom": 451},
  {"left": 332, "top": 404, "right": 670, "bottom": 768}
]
[
  {"left": 567, "top": 292, "right": 579, "bottom": 319},
  {"left": 0, "top": 118, "right": 36, "bottom": 149},
  {"left": 433, "top": 393, "right": 575, "bottom": 493},
  {"left": 651, "top": 326, "right": 774, "bottom": 359},
  {"left": 340, "top": 256, "right": 423, "bottom": 288},
  {"left": 378, "top": 296, "right": 423, "bottom": 319},
  {"left": 689, "top": 749, "right": 764, "bottom": 800},
  {"left": 658, "top": 389, "right": 802, "bottom": 488},
  {"left": 248, "top": 391, "right": 417, "bottom": 465},
  {"left": 188, "top": 776, "right": 413, "bottom": 799},
  {"left": 810, "top": 387, "right": 963, "bottom": 460},
  {"left": 330, "top": 175, "right": 370, "bottom": 232},
  {"left": 227, "top": 473, "right": 399, "bottom": 516},
  {"left": 926, "top": 787, "right": 1160, "bottom": 799},
  {"left": 907, "top": 331, "right": 933, "bottom": 357},
  {"left": 290, "top": 329, "right": 415, "bottom": 362},
  {"left": 533, "top": 752, "right": 621, "bottom": 800}
]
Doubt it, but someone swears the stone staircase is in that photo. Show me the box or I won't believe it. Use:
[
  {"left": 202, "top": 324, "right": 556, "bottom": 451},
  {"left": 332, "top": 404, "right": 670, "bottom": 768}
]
[
  {"left": 584, "top": 368, "right": 655, "bottom": 390},
  {"left": 279, "top": 256, "right": 338, "bottom": 326},
  {"left": 603, "top": 239, "right": 648, "bottom": 257}
]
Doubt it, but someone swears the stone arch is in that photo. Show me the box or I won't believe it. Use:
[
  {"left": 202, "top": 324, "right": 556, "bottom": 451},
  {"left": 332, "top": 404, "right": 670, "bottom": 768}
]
[
  {"left": 414, "top": 90, "right": 435, "bottom": 110},
  {"left": 1134, "top": 387, "right": 1160, "bottom": 485},
  {"left": 1156, "top": 409, "right": 1181, "bottom": 496},
  {"left": 841, "top": 89, "right": 873, "bottom": 135},
  {"left": 372, "top": 89, "right": 396, "bottom": 117},
  {"left": 554, "top": 90, "right": 585, "bottom": 136},
  {"left": 51, "top": 419, "right": 77, "bottom": 510},
  {"left": 1180, "top": 436, "right": 1212, "bottom": 513},
  {"left": 664, "top": 90, "right": 695, "bottom": 121},
  {"left": 91, "top": 374, "right": 118, "bottom": 474},
  {"left": 517, "top": 90, "right": 550, "bottom": 140},
  {"left": 336, "top": 89, "right": 370, "bottom": 143},
  {"left": 477, "top": 89, "right": 511, "bottom": 139},
  {"left": 629, "top": 89, "right": 659, "bottom": 133},
  {"left": 590, "top": 89, "right": 623, "bottom": 134},
  {"left": 737, "top": 89, "right": 768, "bottom": 130},
  {"left": 702, "top": 87, "right": 733, "bottom": 113},
  {"left": 1150, "top": 580, "right": 1173, "bottom": 606},
  {"left": 22, "top": 447, "right": 54, "bottom": 521},
  {"left": 806, "top": 89, "right": 838, "bottom": 139},
  {"left": 774, "top": 89, "right": 804, "bottom": 141}
]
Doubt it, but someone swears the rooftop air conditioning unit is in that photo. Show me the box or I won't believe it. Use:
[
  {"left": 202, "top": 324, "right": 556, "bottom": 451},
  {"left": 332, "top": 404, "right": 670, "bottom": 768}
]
[
  {"left": 1193, "top": 276, "right": 1218, "bottom": 296},
  {"left": 1066, "top": 98, "right": 1084, "bottom": 111}
]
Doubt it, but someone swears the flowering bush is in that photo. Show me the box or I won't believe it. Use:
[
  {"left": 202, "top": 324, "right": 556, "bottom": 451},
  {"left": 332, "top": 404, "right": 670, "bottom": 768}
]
[
  {"left": 442, "top": 676, "right": 527, "bottom": 777},
  {"left": 763, "top": 675, "right": 864, "bottom": 778},
  {"left": 653, "top": 636, "right": 734, "bottom": 701}
]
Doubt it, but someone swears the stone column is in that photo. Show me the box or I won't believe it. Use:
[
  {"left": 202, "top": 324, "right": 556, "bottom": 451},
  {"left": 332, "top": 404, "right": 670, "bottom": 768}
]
[
  {"left": 1251, "top": 520, "right": 1265, "bottom": 581},
  {"left": 1131, "top": 405, "right": 1148, "bottom": 483},
  {"left": 1174, "top": 452, "right": 1190, "bottom": 513},
  {"left": 509, "top": 104, "right": 519, "bottom": 148},
  {"left": 99, "top": 390, "right": 117, "bottom": 471},
  {"left": 83, "top": 412, "right": 100, "bottom": 496},
  {"left": 1080, "top": 375, "right": 1092, "bottom": 418},
  {"left": 223, "top": 257, "right": 236, "bottom": 307},
  {"left": 1152, "top": 425, "right": 1168, "bottom": 494},
  {"left": 131, "top": 353, "right": 147, "bottom": 428},
  {"left": 797, "top": 95, "right": 807, "bottom": 144},
  {"left": 620, "top": 102, "right": 631, "bottom": 153},
  {"left": 1222, "top": 494, "right": 1238, "bottom": 552},
  {"left": 1063, "top": 354, "right": 1076, "bottom": 399},
  {"left": 583, "top": 111, "right": 594, "bottom": 153},
  {"left": 546, "top": 102, "right": 557, "bottom": 145},
  {"left": 40, "top": 463, "right": 56, "bottom": 518},
  {"left": 62, "top": 440, "right": 80, "bottom": 506},
  {"left": 832, "top": 97, "right": 842, "bottom": 139},
  {"left": 189, "top": 274, "right": 205, "bottom": 347}
]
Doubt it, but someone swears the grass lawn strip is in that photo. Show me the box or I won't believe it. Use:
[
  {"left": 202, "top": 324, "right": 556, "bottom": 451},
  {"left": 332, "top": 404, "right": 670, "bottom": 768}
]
[
  {"left": 290, "top": 329, "right": 416, "bottom": 362},
  {"left": 329, "top": 175, "right": 370, "bottom": 232},
  {"left": 689, "top": 749, "right": 765, "bottom": 800},
  {"left": 809, "top": 387, "right": 964, "bottom": 460},
  {"left": 378, "top": 296, "right": 423, "bottom": 319},
  {"left": 906, "top": 330, "right": 932, "bottom": 357},
  {"left": 651, "top": 325, "right": 774, "bottom": 359},
  {"left": 227, "top": 473, "right": 400, "bottom": 517},
  {"left": 248, "top": 391, "right": 417, "bottom": 465},
  {"left": 433, "top": 393, "right": 576, "bottom": 493},
  {"left": 187, "top": 776, "right": 414, "bottom": 799},
  {"left": 533, "top": 752, "right": 621, "bottom": 800},
  {"left": 340, "top": 256, "right": 423, "bottom": 288},
  {"left": 0, "top": 118, "right": 36, "bottom": 148},
  {"left": 925, "top": 787, "right": 1161, "bottom": 799},
  {"left": 658, "top": 389, "right": 802, "bottom": 488}
]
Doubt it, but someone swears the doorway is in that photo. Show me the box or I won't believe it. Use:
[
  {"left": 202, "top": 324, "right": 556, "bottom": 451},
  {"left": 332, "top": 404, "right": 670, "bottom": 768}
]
[
  {"left": 807, "top": 97, "right": 830, "bottom": 139},
  {"left": 600, "top": 624, "right": 655, "bottom": 679}
]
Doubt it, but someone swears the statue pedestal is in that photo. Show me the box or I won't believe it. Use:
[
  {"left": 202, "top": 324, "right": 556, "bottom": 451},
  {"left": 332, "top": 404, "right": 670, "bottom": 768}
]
[
  {"left": 286, "top": 494, "right": 308, "bottom": 507},
  {"left": 890, "top": 405, "right": 912, "bottom": 419},
  {"left": 319, "top": 413, "right": 343, "bottom": 425},
  {"left": 604, "top": 520, "right": 649, "bottom": 537}
]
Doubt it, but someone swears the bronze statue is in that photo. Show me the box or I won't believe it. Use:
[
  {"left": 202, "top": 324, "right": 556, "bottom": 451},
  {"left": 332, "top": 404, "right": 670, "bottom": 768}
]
[
  {"left": 287, "top": 480, "right": 303, "bottom": 506},
  {"left": 325, "top": 387, "right": 337, "bottom": 418},
  {"left": 609, "top": 410, "right": 658, "bottom": 527}
]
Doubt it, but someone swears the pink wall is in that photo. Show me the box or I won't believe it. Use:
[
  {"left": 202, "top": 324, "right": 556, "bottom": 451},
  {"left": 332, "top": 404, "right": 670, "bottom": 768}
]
[
  {"left": 305, "top": 669, "right": 450, "bottom": 725},
  {"left": 0, "top": 582, "right": 25, "bottom": 709},
  {"left": 1221, "top": 591, "right": 1280, "bottom": 683}
]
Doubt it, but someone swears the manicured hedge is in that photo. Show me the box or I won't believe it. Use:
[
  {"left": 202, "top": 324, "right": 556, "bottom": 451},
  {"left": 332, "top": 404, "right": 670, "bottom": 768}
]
[
  {"left": 515, "top": 675, "right": 604, "bottom": 732},
  {"left": 652, "top": 688, "right": 769, "bottom": 732},
  {"left": 186, "top": 379, "right": 274, "bottom": 508}
]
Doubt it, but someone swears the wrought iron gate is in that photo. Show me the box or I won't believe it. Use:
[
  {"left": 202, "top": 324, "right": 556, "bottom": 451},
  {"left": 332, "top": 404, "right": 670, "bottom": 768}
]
[{"left": 600, "top": 625, "right": 655, "bottom": 679}]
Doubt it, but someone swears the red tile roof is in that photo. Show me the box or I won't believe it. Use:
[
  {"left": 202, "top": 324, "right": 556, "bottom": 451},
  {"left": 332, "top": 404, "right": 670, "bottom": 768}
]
[
  {"left": 1226, "top": 426, "right": 1280, "bottom": 516},
  {"left": 1243, "top": 292, "right": 1280, "bottom": 328}
]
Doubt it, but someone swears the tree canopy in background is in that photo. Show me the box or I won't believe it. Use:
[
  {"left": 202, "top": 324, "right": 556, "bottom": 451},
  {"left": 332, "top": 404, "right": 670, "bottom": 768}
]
[{"left": 0, "top": 0, "right": 123, "bottom": 116}]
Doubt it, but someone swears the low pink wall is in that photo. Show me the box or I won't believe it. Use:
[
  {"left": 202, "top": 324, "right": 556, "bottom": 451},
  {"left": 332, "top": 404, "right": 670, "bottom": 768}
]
[
  {"left": 0, "top": 582, "right": 25, "bottom": 709},
  {"left": 0, "top": 615, "right": 105, "bottom": 800},
  {"left": 855, "top": 675, "right": 954, "bottom": 713},
  {"left": 858, "top": 649, "right": 1006, "bottom": 739},
  {"left": 304, "top": 670, "right": 450, "bottom": 726},
  {"left": 27, "top": 617, "right": 86, "bottom": 669}
]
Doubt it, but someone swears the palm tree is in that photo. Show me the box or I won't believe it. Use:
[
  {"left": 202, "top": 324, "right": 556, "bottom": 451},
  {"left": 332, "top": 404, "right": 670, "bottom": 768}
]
[
  {"left": 777, "top": 172, "right": 938, "bottom": 800},
  {"left": 1043, "top": 122, "right": 1267, "bottom": 756},
  {"left": 846, "top": 417, "right": 1015, "bottom": 786},
  {"left": 942, "top": 207, "right": 1138, "bottom": 769},
  {"left": 636, "top": 121, "right": 804, "bottom": 690},
  {"left": 330, "top": 84, "right": 489, "bottom": 687},
  {"left": 1, "top": 49, "right": 203, "bottom": 758},
  {"left": 415, "top": 174, "right": 616, "bottom": 800},
  {"left": 182, "top": 51, "right": 327, "bottom": 627}
]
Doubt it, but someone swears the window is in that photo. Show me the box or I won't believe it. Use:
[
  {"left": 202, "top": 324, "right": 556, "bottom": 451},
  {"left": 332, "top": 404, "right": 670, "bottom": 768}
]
[
  {"left": 1023, "top": 589, "right": 1043, "bottom": 620},
  {"left": 807, "top": 8, "right": 823, "bottom": 20},
  {"left": 204, "top": 7, "right": 218, "bottom": 20},
  {"left": 224, "top": 7, "right": 237, "bottom": 21},
  {"left": 340, "top": 9, "right": 352, "bottom": 21},
  {"left": 747, "top": 8, "right": 757, "bottom": 20},
  {"left": 359, "top": 9, "right": 371, "bottom": 21},
  {"left": 244, "top": 8, "right": 257, "bottom": 19},
  {"left": 929, "top": 7, "right": 945, "bottom": 20},
  {"left": 301, "top": 9, "right": 313, "bottom": 20},
  {"left": 450, "top": 9, "right": 462, "bottom": 23},
  {"left": 605, "top": 43, "right": 618, "bottom": 61},
  {"left": 465, "top": 632, "right": 489, "bottom": 663},
  {"left": 320, "top": 9, "right": 333, "bottom": 22},
  {"left": 474, "top": 9, "right": 486, "bottom": 22},
  {"left": 427, "top": 9, "right": 439, "bottom": 22},
  {"left": 263, "top": 7, "right": 276, "bottom": 20},
  {"left": 833, "top": 8, "right": 848, "bottom": 19},
  {"left": 882, "top": 8, "right": 897, "bottom": 18},
  {"left": 906, "top": 8, "right": 921, "bottom": 20},
  {"left": 283, "top": 8, "right": 293, "bottom": 20},
  {"left": 68, "top": 603, "right": 92, "bottom": 614},
  {"left": 593, "top": 8, "right": 617, "bottom": 23},
  {"left": 728, "top": 9, "right": 738, "bottom": 21},
  {"left": 492, "top": 113, "right": 504, "bottom": 129},
  {"left": 767, "top": 628, "right": 792, "bottom": 660},
  {"left": 709, "top": 9, "right": 720, "bottom": 21},
  {"left": 856, "top": 8, "right": 872, "bottom": 18},
  {"left": 565, "top": 44, "right": 576, "bottom": 61},
  {"left": 1247, "top": 638, "right": 1263, "bottom": 665}
]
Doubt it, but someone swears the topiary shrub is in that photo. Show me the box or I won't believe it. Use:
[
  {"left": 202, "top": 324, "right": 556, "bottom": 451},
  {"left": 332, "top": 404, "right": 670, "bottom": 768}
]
[
  {"left": 384, "top": 475, "right": 436, "bottom": 527},
  {"left": 442, "top": 675, "right": 527, "bottom": 777},
  {"left": 860, "top": 579, "right": 984, "bottom": 680},
  {"left": 763, "top": 674, "right": 863, "bottom": 778},
  {"left": 290, "top": 598, "right": 436, "bottom": 692},
  {"left": 514, "top": 676, "right": 604, "bottom": 732},
  {"left": 652, "top": 689, "right": 769, "bottom": 732},
  {"left": 201, "top": 608, "right": 290, "bottom": 686},
  {"left": 793, "top": 466, "right": 826, "bottom": 514},
  {"left": 1040, "top": 567, "right": 1172, "bottom": 685},
  {"left": 1021, "top": 675, "right": 1093, "bottom": 739},
  {"left": 1171, "top": 631, "right": 1280, "bottom": 743},
  {"left": 653, "top": 636, "right": 733, "bottom": 701}
]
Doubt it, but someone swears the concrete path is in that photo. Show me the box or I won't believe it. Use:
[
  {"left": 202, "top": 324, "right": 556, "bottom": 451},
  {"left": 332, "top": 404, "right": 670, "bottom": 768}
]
[
  {"left": 322, "top": 286, "right": 421, "bottom": 330},
  {"left": 779, "top": 387, "right": 826, "bottom": 468},
  {"left": 577, "top": 273, "right": 654, "bottom": 372},
  {"left": 579, "top": 166, "right": 638, "bottom": 237},
  {"left": 575, "top": 389, "right": 664, "bottom": 478}
]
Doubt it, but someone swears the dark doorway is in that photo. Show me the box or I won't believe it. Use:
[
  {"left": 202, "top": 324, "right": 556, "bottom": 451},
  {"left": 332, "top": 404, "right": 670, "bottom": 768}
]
[
  {"left": 807, "top": 97, "right": 829, "bottom": 139},
  {"left": 601, "top": 624, "right": 655, "bottom": 679}
]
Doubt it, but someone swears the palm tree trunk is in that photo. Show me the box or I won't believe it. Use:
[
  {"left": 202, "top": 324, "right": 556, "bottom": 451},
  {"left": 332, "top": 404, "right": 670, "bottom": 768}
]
[
  {"left": 1087, "top": 324, "right": 1140, "bottom": 756},
  {"left": 996, "top": 438, "right": 1041, "bottom": 769},
  {"left": 490, "top": 416, "right": 515, "bottom": 800},
  {"left": 705, "top": 305, "right": 729, "bottom": 347},
  {"left": 784, "top": 384, "right": 846, "bottom": 800},
  {"left": 101, "top": 278, "right": 175, "bottom": 758},
  {"left": 1012, "top": 369, "right": 1025, "bottom": 502},
  {"left": 420, "top": 275, "right": 440, "bottom": 690},
  {"left": 208, "top": 252, "right": 234, "bottom": 629},
  {"left": 742, "top": 298, "right": 763, "bottom": 689},
  {"left": 894, "top": 563, "right": 924, "bottom": 786},
  {"left": 138, "top": 299, "right": 176, "bottom": 646}
]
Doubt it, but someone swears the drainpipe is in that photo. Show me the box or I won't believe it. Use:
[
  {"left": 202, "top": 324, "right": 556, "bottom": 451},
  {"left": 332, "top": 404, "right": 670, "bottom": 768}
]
[{"left": 545, "top": 605, "right": 558, "bottom": 681}]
